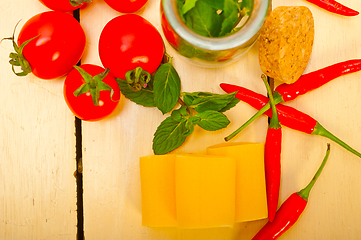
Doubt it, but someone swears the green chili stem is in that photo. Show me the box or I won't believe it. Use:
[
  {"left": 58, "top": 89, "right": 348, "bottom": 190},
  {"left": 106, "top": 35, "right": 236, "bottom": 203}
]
[
  {"left": 297, "top": 143, "right": 331, "bottom": 201},
  {"left": 313, "top": 123, "right": 361, "bottom": 158},
  {"left": 224, "top": 103, "right": 269, "bottom": 141},
  {"left": 224, "top": 85, "right": 283, "bottom": 141},
  {"left": 262, "top": 75, "right": 280, "bottom": 129}
]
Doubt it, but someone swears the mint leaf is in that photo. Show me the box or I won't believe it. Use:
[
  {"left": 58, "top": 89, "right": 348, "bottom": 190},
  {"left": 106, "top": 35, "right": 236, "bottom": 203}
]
[
  {"left": 183, "top": 91, "right": 238, "bottom": 112},
  {"left": 153, "top": 63, "right": 181, "bottom": 114},
  {"left": 183, "top": 116, "right": 200, "bottom": 137},
  {"left": 182, "top": 91, "right": 214, "bottom": 105},
  {"left": 182, "top": 0, "right": 198, "bottom": 14},
  {"left": 196, "top": 110, "right": 230, "bottom": 131},
  {"left": 184, "top": 0, "right": 222, "bottom": 37},
  {"left": 171, "top": 105, "right": 188, "bottom": 122},
  {"left": 219, "top": 0, "right": 239, "bottom": 36},
  {"left": 117, "top": 78, "right": 155, "bottom": 107},
  {"left": 220, "top": 97, "right": 240, "bottom": 112},
  {"left": 153, "top": 116, "right": 188, "bottom": 155}
]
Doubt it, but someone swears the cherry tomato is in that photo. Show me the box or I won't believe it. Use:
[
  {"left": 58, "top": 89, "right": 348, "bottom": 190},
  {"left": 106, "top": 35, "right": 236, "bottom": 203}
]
[
  {"left": 63, "top": 64, "right": 121, "bottom": 121},
  {"left": 98, "top": 14, "right": 164, "bottom": 79},
  {"left": 16, "top": 11, "right": 86, "bottom": 79},
  {"left": 104, "top": 0, "right": 148, "bottom": 13},
  {"left": 38, "top": 0, "right": 90, "bottom": 12}
]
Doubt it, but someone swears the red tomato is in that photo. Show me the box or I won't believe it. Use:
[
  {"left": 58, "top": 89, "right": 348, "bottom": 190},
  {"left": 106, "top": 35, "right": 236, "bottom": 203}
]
[
  {"left": 98, "top": 14, "right": 164, "bottom": 79},
  {"left": 63, "top": 64, "right": 121, "bottom": 121},
  {"left": 16, "top": 11, "right": 86, "bottom": 79},
  {"left": 104, "top": 0, "right": 148, "bottom": 13},
  {"left": 38, "top": 0, "right": 90, "bottom": 12}
]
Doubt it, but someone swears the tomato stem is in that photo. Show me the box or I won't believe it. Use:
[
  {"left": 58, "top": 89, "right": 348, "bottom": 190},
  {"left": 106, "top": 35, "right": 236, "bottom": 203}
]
[
  {"left": 69, "top": 0, "right": 92, "bottom": 7},
  {"left": 73, "top": 66, "right": 115, "bottom": 106},
  {"left": 2, "top": 20, "right": 39, "bottom": 77},
  {"left": 124, "top": 67, "right": 151, "bottom": 91}
]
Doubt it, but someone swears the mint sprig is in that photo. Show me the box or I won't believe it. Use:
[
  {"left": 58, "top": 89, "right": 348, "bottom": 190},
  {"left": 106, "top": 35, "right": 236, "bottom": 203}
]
[
  {"left": 196, "top": 110, "right": 230, "bottom": 131},
  {"left": 152, "top": 117, "right": 188, "bottom": 155},
  {"left": 183, "top": 91, "right": 238, "bottom": 112},
  {"left": 116, "top": 77, "right": 156, "bottom": 107},
  {"left": 153, "top": 63, "right": 181, "bottom": 114},
  {"left": 117, "top": 55, "right": 239, "bottom": 155}
]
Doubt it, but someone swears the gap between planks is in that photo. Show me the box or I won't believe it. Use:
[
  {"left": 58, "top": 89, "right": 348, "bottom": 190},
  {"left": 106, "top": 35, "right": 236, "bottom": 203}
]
[{"left": 73, "top": 8, "right": 84, "bottom": 240}]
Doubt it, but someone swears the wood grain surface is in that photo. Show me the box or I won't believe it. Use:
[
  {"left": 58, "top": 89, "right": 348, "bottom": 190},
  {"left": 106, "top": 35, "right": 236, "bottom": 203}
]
[
  {"left": 0, "top": 1, "right": 77, "bottom": 239},
  {"left": 1, "top": 0, "right": 361, "bottom": 239}
]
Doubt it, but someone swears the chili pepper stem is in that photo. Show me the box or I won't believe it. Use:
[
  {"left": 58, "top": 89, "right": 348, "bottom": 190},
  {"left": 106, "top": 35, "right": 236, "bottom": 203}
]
[
  {"left": 298, "top": 143, "right": 331, "bottom": 201},
  {"left": 225, "top": 102, "right": 269, "bottom": 141},
  {"left": 224, "top": 91, "right": 283, "bottom": 141},
  {"left": 313, "top": 122, "right": 361, "bottom": 158},
  {"left": 262, "top": 75, "right": 281, "bottom": 129}
]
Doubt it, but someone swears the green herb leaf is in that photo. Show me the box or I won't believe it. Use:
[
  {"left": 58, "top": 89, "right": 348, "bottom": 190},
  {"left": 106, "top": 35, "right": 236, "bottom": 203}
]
[
  {"left": 219, "top": 96, "right": 240, "bottom": 112},
  {"left": 182, "top": 0, "right": 199, "bottom": 14},
  {"left": 154, "top": 63, "right": 181, "bottom": 114},
  {"left": 239, "top": 0, "right": 253, "bottom": 14},
  {"left": 219, "top": 0, "right": 240, "bottom": 36},
  {"left": 183, "top": 91, "right": 238, "bottom": 112},
  {"left": 153, "top": 116, "right": 188, "bottom": 155},
  {"left": 116, "top": 78, "right": 156, "bottom": 107},
  {"left": 201, "top": 0, "right": 224, "bottom": 10},
  {"left": 177, "top": 0, "right": 186, "bottom": 22},
  {"left": 171, "top": 105, "right": 189, "bottom": 122},
  {"left": 184, "top": 0, "right": 222, "bottom": 37},
  {"left": 196, "top": 110, "right": 230, "bottom": 131},
  {"left": 178, "top": 42, "right": 196, "bottom": 58},
  {"left": 184, "top": 116, "right": 199, "bottom": 136}
]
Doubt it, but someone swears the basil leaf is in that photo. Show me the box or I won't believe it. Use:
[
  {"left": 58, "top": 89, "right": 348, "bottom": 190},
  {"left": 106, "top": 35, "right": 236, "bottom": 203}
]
[
  {"left": 116, "top": 78, "right": 155, "bottom": 107},
  {"left": 153, "top": 116, "right": 188, "bottom": 155},
  {"left": 177, "top": 0, "right": 186, "bottom": 22},
  {"left": 184, "top": 0, "right": 222, "bottom": 37},
  {"left": 239, "top": 0, "right": 253, "bottom": 14},
  {"left": 219, "top": 0, "right": 239, "bottom": 36},
  {"left": 182, "top": 0, "right": 199, "bottom": 14},
  {"left": 153, "top": 63, "right": 181, "bottom": 114},
  {"left": 201, "top": 0, "right": 224, "bottom": 10},
  {"left": 196, "top": 110, "right": 230, "bottom": 131},
  {"left": 178, "top": 41, "right": 196, "bottom": 58},
  {"left": 183, "top": 91, "right": 238, "bottom": 112}
]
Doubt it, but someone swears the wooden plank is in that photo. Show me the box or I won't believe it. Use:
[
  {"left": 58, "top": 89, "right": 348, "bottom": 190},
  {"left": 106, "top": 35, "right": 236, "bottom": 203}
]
[
  {"left": 81, "top": 0, "right": 361, "bottom": 239},
  {"left": 0, "top": 1, "right": 78, "bottom": 239}
]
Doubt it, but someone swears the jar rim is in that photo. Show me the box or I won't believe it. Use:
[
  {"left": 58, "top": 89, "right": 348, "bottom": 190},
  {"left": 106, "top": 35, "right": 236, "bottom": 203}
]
[{"left": 162, "top": 0, "right": 271, "bottom": 51}]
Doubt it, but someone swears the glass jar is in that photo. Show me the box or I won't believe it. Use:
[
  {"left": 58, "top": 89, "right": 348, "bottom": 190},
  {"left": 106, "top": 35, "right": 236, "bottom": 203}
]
[{"left": 160, "top": 0, "right": 271, "bottom": 68}]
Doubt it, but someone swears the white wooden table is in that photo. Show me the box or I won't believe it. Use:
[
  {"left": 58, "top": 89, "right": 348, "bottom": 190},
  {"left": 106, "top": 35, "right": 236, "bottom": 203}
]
[{"left": 1, "top": 0, "right": 361, "bottom": 239}]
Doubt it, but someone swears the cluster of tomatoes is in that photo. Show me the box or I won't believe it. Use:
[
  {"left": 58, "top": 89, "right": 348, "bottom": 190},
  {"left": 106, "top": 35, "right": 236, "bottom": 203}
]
[{"left": 7, "top": 0, "right": 165, "bottom": 121}]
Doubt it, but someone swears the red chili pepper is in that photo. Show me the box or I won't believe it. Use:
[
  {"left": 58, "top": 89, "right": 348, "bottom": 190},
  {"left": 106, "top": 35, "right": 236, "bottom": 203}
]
[
  {"left": 252, "top": 143, "right": 331, "bottom": 240},
  {"left": 276, "top": 59, "right": 361, "bottom": 102},
  {"left": 262, "top": 75, "right": 282, "bottom": 222},
  {"left": 222, "top": 59, "right": 361, "bottom": 137},
  {"left": 221, "top": 83, "right": 361, "bottom": 158},
  {"left": 305, "top": 0, "right": 359, "bottom": 16}
]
